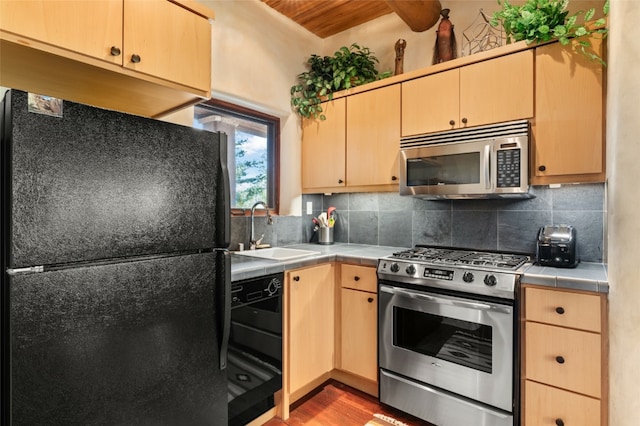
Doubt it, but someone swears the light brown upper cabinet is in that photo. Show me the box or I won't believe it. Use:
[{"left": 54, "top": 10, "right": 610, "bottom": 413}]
[
  {"left": 0, "top": 0, "right": 213, "bottom": 117},
  {"left": 402, "top": 50, "right": 534, "bottom": 136},
  {"left": 124, "top": 0, "right": 211, "bottom": 92},
  {"left": 0, "top": 0, "right": 123, "bottom": 65},
  {"left": 301, "top": 86, "right": 401, "bottom": 193},
  {"left": 532, "top": 39, "right": 605, "bottom": 185},
  {"left": 301, "top": 98, "right": 347, "bottom": 191},
  {"left": 346, "top": 85, "right": 401, "bottom": 187}
]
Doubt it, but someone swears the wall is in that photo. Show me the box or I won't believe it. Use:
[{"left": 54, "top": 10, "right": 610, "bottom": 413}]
[
  {"left": 198, "top": 0, "right": 323, "bottom": 216},
  {"left": 607, "top": 1, "right": 640, "bottom": 424},
  {"left": 230, "top": 183, "right": 606, "bottom": 264},
  {"left": 303, "top": 184, "right": 606, "bottom": 261}
]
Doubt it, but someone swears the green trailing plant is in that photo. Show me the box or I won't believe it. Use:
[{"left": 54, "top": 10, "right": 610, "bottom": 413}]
[
  {"left": 291, "top": 43, "right": 392, "bottom": 120},
  {"left": 491, "top": 0, "right": 609, "bottom": 65}
]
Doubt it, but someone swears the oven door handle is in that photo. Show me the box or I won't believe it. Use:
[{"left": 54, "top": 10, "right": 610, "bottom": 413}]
[
  {"left": 380, "top": 285, "right": 511, "bottom": 313},
  {"left": 451, "top": 300, "right": 493, "bottom": 310}
]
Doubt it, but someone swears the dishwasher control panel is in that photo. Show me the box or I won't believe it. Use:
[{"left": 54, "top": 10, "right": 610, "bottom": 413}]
[{"left": 231, "top": 273, "right": 283, "bottom": 307}]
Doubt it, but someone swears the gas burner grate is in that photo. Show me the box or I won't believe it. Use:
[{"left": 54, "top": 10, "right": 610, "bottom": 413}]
[{"left": 392, "top": 246, "right": 529, "bottom": 271}]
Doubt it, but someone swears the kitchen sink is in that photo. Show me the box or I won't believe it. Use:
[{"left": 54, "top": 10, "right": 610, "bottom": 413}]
[{"left": 233, "top": 247, "right": 320, "bottom": 261}]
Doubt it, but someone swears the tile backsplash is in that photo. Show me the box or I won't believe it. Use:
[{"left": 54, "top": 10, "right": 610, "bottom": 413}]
[{"left": 230, "top": 183, "right": 606, "bottom": 263}]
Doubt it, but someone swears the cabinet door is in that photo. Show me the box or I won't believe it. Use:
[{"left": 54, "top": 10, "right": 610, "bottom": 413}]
[
  {"left": 401, "top": 68, "right": 460, "bottom": 136},
  {"left": 301, "top": 99, "right": 346, "bottom": 191},
  {"left": 0, "top": 0, "right": 122, "bottom": 65},
  {"left": 459, "top": 50, "right": 534, "bottom": 128},
  {"left": 532, "top": 39, "right": 604, "bottom": 184},
  {"left": 124, "top": 0, "right": 211, "bottom": 92},
  {"left": 287, "top": 264, "right": 335, "bottom": 394},
  {"left": 346, "top": 85, "right": 401, "bottom": 186},
  {"left": 340, "top": 288, "right": 377, "bottom": 381}
]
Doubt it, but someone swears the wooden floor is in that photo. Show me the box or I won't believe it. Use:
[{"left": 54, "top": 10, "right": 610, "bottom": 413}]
[{"left": 262, "top": 380, "right": 431, "bottom": 426}]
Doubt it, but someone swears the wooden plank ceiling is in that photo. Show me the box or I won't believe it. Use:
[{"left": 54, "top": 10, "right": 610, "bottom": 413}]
[{"left": 260, "top": 0, "right": 395, "bottom": 38}]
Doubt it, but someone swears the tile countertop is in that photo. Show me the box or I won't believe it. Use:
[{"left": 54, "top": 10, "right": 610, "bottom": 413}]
[
  {"left": 230, "top": 243, "right": 609, "bottom": 294},
  {"left": 230, "top": 243, "right": 407, "bottom": 282},
  {"left": 522, "top": 262, "right": 609, "bottom": 293}
]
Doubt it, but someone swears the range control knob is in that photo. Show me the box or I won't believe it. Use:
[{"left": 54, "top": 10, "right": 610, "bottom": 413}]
[
  {"left": 484, "top": 274, "right": 497, "bottom": 287},
  {"left": 390, "top": 263, "right": 400, "bottom": 273},
  {"left": 406, "top": 264, "right": 417, "bottom": 275},
  {"left": 462, "top": 272, "right": 475, "bottom": 283},
  {"left": 267, "top": 278, "right": 282, "bottom": 296}
]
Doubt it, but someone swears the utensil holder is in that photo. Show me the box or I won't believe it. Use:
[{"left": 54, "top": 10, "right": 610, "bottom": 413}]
[{"left": 318, "top": 227, "right": 334, "bottom": 245}]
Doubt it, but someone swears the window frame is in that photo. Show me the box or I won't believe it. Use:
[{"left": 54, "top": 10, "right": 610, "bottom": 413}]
[{"left": 196, "top": 98, "right": 280, "bottom": 216}]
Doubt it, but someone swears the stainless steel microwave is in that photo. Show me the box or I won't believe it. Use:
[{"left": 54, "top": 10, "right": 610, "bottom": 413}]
[{"left": 399, "top": 120, "right": 533, "bottom": 199}]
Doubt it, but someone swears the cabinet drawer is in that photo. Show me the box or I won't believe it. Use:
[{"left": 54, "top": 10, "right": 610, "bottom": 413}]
[
  {"left": 341, "top": 264, "right": 377, "bottom": 292},
  {"left": 525, "top": 287, "right": 601, "bottom": 332},
  {"left": 525, "top": 322, "right": 601, "bottom": 397},
  {"left": 524, "top": 380, "right": 600, "bottom": 426}
]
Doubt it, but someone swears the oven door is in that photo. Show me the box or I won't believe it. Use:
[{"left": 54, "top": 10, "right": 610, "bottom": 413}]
[{"left": 379, "top": 282, "right": 514, "bottom": 412}]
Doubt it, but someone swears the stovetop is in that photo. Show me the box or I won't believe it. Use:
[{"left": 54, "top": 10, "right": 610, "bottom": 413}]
[
  {"left": 377, "top": 246, "right": 532, "bottom": 299},
  {"left": 391, "top": 246, "right": 530, "bottom": 271}
]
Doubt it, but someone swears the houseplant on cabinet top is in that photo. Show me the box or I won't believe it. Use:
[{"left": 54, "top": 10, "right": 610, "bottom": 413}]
[
  {"left": 290, "top": 43, "right": 392, "bottom": 120},
  {"left": 490, "top": 0, "right": 608, "bottom": 64}
]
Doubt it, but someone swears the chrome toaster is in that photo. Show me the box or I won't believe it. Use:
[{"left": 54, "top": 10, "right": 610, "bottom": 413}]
[{"left": 536, "top": 225, "right": 579, "bottom": 268}]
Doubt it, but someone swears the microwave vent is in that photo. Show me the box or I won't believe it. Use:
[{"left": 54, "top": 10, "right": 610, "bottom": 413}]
[{"left": 401, "top": 120, "right": 530, "bottom": 149}]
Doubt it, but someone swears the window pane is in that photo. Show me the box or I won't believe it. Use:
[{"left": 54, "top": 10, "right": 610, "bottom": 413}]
[
  {"left": 235, "top": 129, "right": 267, "bottom": 207},
  {"left": 194, "top": 101, "right": 278, "bottom": 211}
]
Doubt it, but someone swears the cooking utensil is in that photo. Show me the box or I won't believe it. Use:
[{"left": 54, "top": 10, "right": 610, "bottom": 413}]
[
  {"left": 318, "top": 212, "right": 328, "bottom": 227},
  {"left": 309, "top": 225, "right": 319, "bottom": 242}
]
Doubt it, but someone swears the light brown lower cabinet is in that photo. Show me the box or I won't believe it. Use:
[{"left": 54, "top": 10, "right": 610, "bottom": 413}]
[
  {"left": 334, "top": 263, "right": 379, "bottom": 395},
  {"left": 525, "top": 380, "right": 601, "bottom": 426},
  {"left": 340, "top": 288, "right": 377, "bottom": 381},
  {"left": 286, "top": 263, "right": 335, "bottom": 397},
  {"left": 279, "top": 262, "right": 379, "bottom": 421},
  {"left": 522, "top": 285, "right": 608, "bottom": 426}
]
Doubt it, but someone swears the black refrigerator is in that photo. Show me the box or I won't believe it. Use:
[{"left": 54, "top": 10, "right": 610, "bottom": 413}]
[{"left": 0, "top": 90, "right": 231, "bottom": 425}]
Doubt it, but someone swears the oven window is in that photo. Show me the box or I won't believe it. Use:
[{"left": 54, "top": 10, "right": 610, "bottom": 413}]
[
  {"left": 393, "top": 306, "right": 492, "bottom": 373},
  {"left": 406, "top": 152, "right": 480, "bottom": 186}
]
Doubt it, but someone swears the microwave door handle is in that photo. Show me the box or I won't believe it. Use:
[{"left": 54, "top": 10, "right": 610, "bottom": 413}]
[{"left": 484, "top": 145, "right": 491, "bottom": 190}]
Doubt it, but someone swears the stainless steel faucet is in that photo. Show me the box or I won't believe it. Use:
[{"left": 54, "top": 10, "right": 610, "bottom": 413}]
[{"left": 250, "top": 201, "right": 272, "bottom": 249}]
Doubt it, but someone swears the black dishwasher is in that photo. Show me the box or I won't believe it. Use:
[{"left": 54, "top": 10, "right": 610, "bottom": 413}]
[{"left": 228, "top": 272, "right": 283, "bottom": 426}]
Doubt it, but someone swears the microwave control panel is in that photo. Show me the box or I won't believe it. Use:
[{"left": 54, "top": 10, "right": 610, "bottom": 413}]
[{"left": 496, "top": 148, "right": 521, "bottom": 188}]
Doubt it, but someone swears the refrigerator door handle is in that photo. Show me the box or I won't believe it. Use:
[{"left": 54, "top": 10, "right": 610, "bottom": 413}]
[
  {"left": 6, "top": 266, "right": 44, "bottom": 275},
  {"left": 216, "top": 132, "right": 231, "bottom": 248},
  {"left": 215, "top": 248, "right": 231, "bottom": 370}
]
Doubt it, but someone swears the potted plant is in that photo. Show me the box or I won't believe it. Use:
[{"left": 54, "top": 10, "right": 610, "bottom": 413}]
[
  {"left": 490, "top": 0, "right": 609, "bottom": 64},
  {"left": 290, "top": 43, "right": 392, "bottom": 120}
]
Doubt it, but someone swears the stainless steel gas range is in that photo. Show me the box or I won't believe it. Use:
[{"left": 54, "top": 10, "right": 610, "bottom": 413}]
[{"left": 377, "top": 246, "right": 531, "bottom": 426}]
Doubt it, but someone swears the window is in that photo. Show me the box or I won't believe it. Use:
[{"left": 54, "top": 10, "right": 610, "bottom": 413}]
[{"left": 194, "top": 99, "right": 279, "bottom": 212}]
